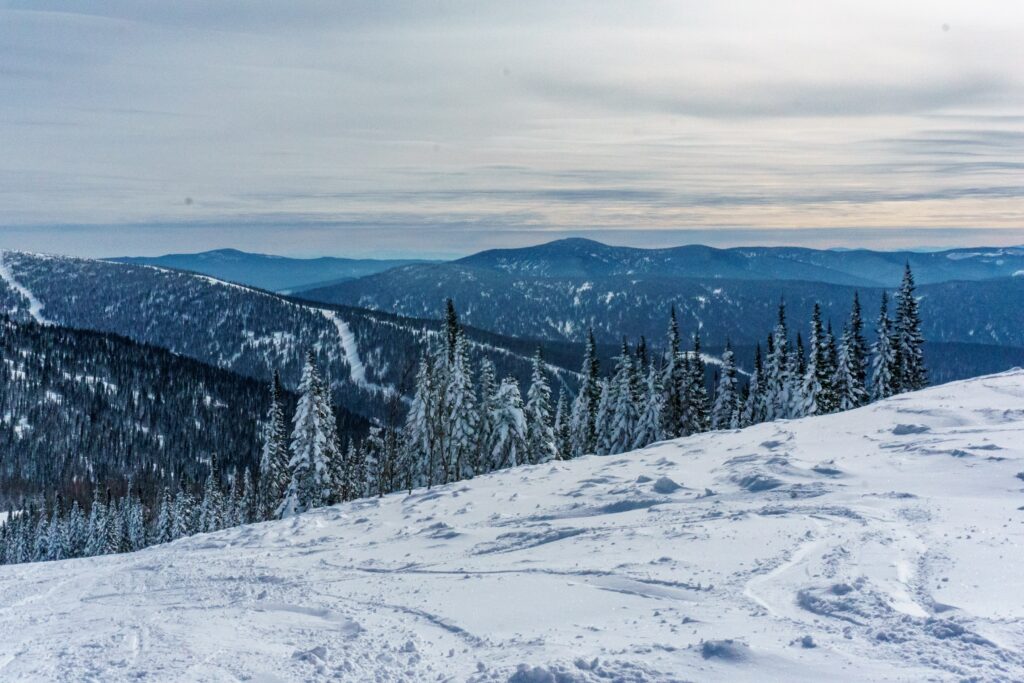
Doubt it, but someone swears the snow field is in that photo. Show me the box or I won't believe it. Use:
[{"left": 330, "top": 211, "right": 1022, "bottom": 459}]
[{"left": 1, "top": 371, "right": 1024, "bottom": 680}]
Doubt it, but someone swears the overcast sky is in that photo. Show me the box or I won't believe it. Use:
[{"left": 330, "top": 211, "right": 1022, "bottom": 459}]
[{"left": 1, "top": 1, "right": 1022, "bottom": 257}]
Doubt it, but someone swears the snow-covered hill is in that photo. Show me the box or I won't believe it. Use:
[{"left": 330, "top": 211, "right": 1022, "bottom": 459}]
[{"left": 2, "top": 371, "right": 1024, "bottom": 681}]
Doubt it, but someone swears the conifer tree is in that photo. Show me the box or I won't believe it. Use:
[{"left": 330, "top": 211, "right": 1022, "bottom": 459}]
[
  {"left": 569, "top": 330, "right": 600, "bottom": 457},
  {"left": 834, "top": 324, "right": 868, "bottom": 411},
  {"left": 404, "top": 352, "right": 437, "bottom": 487},
  {"left": 801, "top": 304, "right": 830, "bottom": 416},
  {"left": 171, "top": 487, "right": 195, "bottom": 541},
  {"left": 258, "top": 371, "right": 291, "bottom": 521},
  {"left": 847, "top": 292, "right": 869, "bottom": 404},
  {"left": 606, "top": 341, "right": 638, "bottom": 454},
  {"left": 870, "top": 292, "right": 898, "bottom": 401},
  {"left": 661, "top": 308, "right": 686, "bottom": 439},
  {"left": 525, "top": 348, "right": 557, "bottom": 464},
  {"left": 343, "top": 442, "right": 365, "bottom": 500},
  {"left": 153, "top": 487, "right": 173, "bottom": 545},
  {"left": 712, "top": 341, "right": 739, "bottom": 430},
  {"left": 444, "top": 298, "right": 460, "bottom": 364},
  {"left": 894, "top": 263, "right": 927, "bottom": 392},
  {"left": 633, "top": 364, "right": 664, "bottom": 448},
  {"left": 198, "top": 456, "right": 224, "bottom": 533},
  {"left": 446, "top": 332, "right": 477, "bottom": 480},
  {"left": 363, "top": 427, "right": 386, "bottom": 496},
  {"left": 741, "top": 343, "right": 765, "bottom": 427},
  {"left": 553, "top": 388, "right": 573, "bottom": 460},
  {"left": 472, "top": 358, "right": 499, "bottom": 475},
  {"left": 85, "top": 488, "right": 108, "bottom": 557},
  {"left": 239, "top": 468, "right": 255, "bottom": 525},
  {"left": 490, "top": 377, "right": 526, "bottom": 470},
  {"left": 765, "top": 302, "right": 791, "bottom": 421},
  {"left": 281, "top": 353, "right": 331, "bottom": 515},
  {"left": 685, "top": 334, "right": 709, "bottom": 434},
  {"left": 66, "top": 500, "right": 86, "bottom": 557},
  {"left": 593, "top": 379, "right": 614, "bottom": 455}
]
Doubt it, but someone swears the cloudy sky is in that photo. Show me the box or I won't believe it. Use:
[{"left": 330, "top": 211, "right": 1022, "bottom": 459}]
[{"left": 1, "top": 1, "right": 1022, "bottom": 257}]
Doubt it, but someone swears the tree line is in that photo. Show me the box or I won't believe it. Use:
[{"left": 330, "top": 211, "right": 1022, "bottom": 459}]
[{"left": 0, "top": 265, "right": 926, "bottom": 565}]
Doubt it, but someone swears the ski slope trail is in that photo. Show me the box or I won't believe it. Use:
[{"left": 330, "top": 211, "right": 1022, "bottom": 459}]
[
  {"left": 320, "top": 308, "right": 397, "bottom": 397},
  {"left": 3, "top": 371, "right": 1024, "bottom": 681},
  {"left": 0, "top": 250, "right": 49, "bottom": 324}
]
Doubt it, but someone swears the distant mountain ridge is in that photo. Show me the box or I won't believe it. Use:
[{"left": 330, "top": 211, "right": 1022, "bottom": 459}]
[
  {"left": 452, "top": 238, "right": 1024, "bottom": 286},
  {"left": 110, "top": 248, "right": 434, "bottom": 292}
]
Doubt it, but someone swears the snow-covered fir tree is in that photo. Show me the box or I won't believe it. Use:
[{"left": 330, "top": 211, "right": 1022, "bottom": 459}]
[
  {"left": 711, "top": 341, "right": 739, "bottom": 429},
  {"left": 661, "top": 307, "right": 686, "bottom": 439},
  {"left": 685, "top": 334, "right": 710, "bottom": 434},
  {"left": 472, "top": 358, "right": 499, "bottom": 476},
  {"left": 568, "top": 330, "right": 601, "bottom": 458},
  {"left": 280, "top": 353, "right": 332, "bottom": 515},
  {"left": 605, "top": 342, "right": 638, "bottom": 454},
  {"left": 553, "top": 389, "right": 573, "bottom": 461},
  {"left": 490, "top": 377, "right": 526, "bottom": 470},
  {"left": 870, "top": 292, "right": 898, "bottom": 401},
  {"left": 525, "top": 348, "right": 557, "bottom": 464},
  {"left": 633, "top": 364, "right": 664, "bottom": 448},
  {"left": 764, "top": 303, "right": 792, "bottom": 421},
  {"left": 257, "top": 371, "right": 290, "bottom": 520},
  {"left": 894, "top": 263, "right": 927, "bottom": 393},
  {"left": 801, "top": 304, "right": 830, "bottom": 416},
  {"left": 846, "top": 292, "right": 869, "bottom": 405},
  {"left": 446, "top": 331, "right": 477, "bottom": 480}
]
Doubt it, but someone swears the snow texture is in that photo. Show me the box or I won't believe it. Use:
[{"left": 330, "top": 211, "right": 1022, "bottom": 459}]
[{"left": 3, "top": 371, "right": 1024, "bottom": 681}]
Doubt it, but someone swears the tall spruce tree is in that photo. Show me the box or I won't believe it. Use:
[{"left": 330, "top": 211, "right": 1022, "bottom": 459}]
[
  {"left": 711, "top": 341, "right": 739, "bottom": 430},
  {"left": 847, "top": 292, "right": 869, "bottom": 405},
  {"left": 258, "top": 371, "right": 290, "bottom": 520},
  {"left": 801, "top": 304, "right": 830, "bottom": 416},
  {"left": 525, "top": 348, "right": 557, "bottom": 464},
  {"left": 490, "top": 377, "right": 527, "bottom": 470},
  {"left": 765, "top": 303, "right": 791, "bottom": 421},
  {"left": 568, "top": 330, "right": 600, "bottom": 457},
  {"left": 685, "top": 334, "right": 709, "bottom": 434},
  {"left": 894, "top": 263, "right": 927, "bottom": 392},
  {"left": 553, "top": 389, "right": 573, "bottom": 460},
  {"left": 606, "top": 341, "right": 638, "bottom": 454},
  {"left": 280, "top": 353, "right": 331, "bottom": 516},
  {"left": 661, "top": 308, "right": 686, "bottom": 438},
  {"left": 633, "top": 364, "right": 665, "bottom": 448},
  {"left": 446, "top": 332, "right": 477, "bottom": 480},
  {"left": 870, "top": 292, "right": 898, "bottom": 401}
]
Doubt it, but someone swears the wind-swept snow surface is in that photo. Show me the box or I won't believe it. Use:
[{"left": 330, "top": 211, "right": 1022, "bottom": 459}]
[{"left": 4, "top": 372, "right": 1024, "bottom": 681}]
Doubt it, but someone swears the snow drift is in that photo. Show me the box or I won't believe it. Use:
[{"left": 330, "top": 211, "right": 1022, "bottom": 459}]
[{"left": 2, "top": 370, "right": 1024, "bottom": 681}]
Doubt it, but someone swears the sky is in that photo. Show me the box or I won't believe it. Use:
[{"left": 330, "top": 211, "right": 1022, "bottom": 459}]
[{"left": 1, "top": 1, "right": 1022, "bottom": 258}]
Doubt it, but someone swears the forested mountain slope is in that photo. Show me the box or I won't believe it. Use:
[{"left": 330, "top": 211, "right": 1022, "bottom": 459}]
[
  {"left": 451, "top": 238, "right": 1024, "bottom": 285},
  {"left": 110, "top": 248, "right": 431, "bottom": 293},
  {"left": 0, "top": 251, "right": 581, "bottom": 421},
  {"left": 0, "top": 318, "right": 368, "bottom": 507},
  {"left": 1, "top": 370, "right": 1022, "bottom": 681},
  {"left": 301, "top": 264, "right": 1024, "bottom": 348}
]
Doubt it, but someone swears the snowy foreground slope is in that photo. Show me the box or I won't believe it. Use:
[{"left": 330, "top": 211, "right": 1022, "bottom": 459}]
[{"left": 3, "top": 373, "right": 1024, "bottom": 681}]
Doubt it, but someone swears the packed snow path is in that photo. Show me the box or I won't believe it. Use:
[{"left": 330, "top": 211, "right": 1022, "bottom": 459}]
[
  {"left": 3, "top": 372, "right": 1024, "bottom": 681},
  {"left": 0, "top": 250, "right": 49, "bottom": 324}
]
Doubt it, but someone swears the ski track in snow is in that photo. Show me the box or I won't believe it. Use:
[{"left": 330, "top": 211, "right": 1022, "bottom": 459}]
[
  {"left": 320, "top": 308, "right": 397, "bottom": 397},
  {"left": 0, "top": 251, "right": 49, "bottom": 325},
  {"left": 3, "top": 373, "right": 1024, "bottom": 680}
]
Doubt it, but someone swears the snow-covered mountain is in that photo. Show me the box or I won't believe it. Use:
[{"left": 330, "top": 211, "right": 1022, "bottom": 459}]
[
  {"left": 299, "top": 253, "right": 1024, "bottom": 349},
  {"left": 2, "top": 370, "right": 1022, "bottom": 681},
  {"left": 0, "top": 251, "right": 583, "bottom": 421},
  {"left": 452, "top": 238, "right": 1024, "bottom": 285}
]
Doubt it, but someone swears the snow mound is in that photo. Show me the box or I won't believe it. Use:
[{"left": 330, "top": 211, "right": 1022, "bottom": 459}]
[{"left": 3, "top": 370, "right": 1024, "bottom": 681}]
